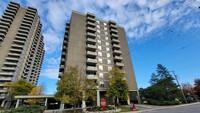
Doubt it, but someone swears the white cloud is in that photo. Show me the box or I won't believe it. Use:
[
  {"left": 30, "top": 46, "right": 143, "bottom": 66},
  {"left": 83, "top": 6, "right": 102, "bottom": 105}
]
[{"left": 40, "top": 68, "right": 59, "bottom": 79}]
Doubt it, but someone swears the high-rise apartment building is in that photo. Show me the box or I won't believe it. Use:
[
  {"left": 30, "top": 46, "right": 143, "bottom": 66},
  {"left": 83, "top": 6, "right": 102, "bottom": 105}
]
[
  {"left": 0, "top": 1, "right": 44, "bottom": 94},
  {"left": 58, "top": 11, "right": 139, "bottom": 106}
]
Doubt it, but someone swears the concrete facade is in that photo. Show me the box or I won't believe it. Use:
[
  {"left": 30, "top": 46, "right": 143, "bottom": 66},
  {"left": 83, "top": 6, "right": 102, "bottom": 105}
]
[
  {"left": 0, "top": 1, "right": 44, "bottom": 94},
  {"left": 58, "top": 11, "right": 139, "bottom": 106}
]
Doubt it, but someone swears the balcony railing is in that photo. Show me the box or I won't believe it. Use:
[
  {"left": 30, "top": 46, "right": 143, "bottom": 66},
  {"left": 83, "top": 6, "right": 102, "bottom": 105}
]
[
  {"left": 115, "top": 62, "right": 124, "bottom": 67},
  {"left": 87, "top": 74, "right": 98, "bottom": 80},
  {"left": 87, "top": 58, "right": 97, "bottom": 64},
  {"left": 86, "top": 51, "right": 97, "bottom": 56},
  {"left": 86, "top": 66, "right": 98, "bottom": 72},
  {"left": 86, "top": 44, "right": 96, "bottom": 50}
]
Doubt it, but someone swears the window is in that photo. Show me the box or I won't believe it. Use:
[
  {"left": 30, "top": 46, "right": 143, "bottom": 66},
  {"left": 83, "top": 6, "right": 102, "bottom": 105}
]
[
  {"left": 104, "top": 27, "right": 107, "bottom": 30},
  {"left": 97, "top": 40, "right": 101, "bottom": 44},
  {"left": 108, "top": 66, "right": 112, "bottom": 71},
  {"left": 100, "top": 81, "right": 104, "bottom": 87},
  {"left": 104, "top": 23, "right": 107, "bottom": 26},
  {"left": 99, "top": 65, "right": 103, "bottom": 70},
  {"left": 97, "top": 30, "right": 100, "bottom": 34},
  {"left": 105, "top": 32, "right": 108, "bottom": 35},
  {"left": 105, "top": 42, "right": 109, "bottom": 46},
  {"left": 98, "top": 58, "right": 102, "bottom": 63},
  {"left": 98, "top": 46, "right": 102, "bottom": 50},
  {"left": 96, "top": 20, "right": 100, "bottom": 24},
  {"left": 106, "top": 47, "right": 110, "bottom": 51},
  {"left": 107, "top": 53, "right": 110, "bottom": 58},
  {"left": 107, "top": 60, "right": 111, "bottom": 64},
  {"left": 98, "top": 52, "right": 102, "bottom": 56},
  {"left": 97, "top": 25, "right": 100, "bottom": 29},
  {"left": 99, "top": 73, "right": 103, "bottom": 78},
  {"left": 97, "top": 35, "right": 101, "bottom": 39},
  {"left": 105, "top": 37, "right": 108, "bottom": 40}
]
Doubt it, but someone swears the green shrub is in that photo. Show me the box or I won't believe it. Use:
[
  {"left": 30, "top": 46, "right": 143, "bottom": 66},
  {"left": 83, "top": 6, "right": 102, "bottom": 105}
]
[
  {"left": 2, "top": 105, "right": 44, "bottom": 113},
  {"left": 147, "top": 99, "right": 179, "bottom": 106}
]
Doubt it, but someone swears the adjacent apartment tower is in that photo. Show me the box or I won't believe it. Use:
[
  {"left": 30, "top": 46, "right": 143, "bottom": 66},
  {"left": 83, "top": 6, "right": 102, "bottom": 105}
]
[
  {"left": 0, "top": 1, "right": 44, "bottom": 94},
  {"left": 58, "top": 11, "right": 139, "bottom": 106}
]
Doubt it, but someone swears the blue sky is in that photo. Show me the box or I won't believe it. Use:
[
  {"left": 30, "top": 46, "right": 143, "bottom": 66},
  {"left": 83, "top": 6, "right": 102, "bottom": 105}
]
[{"left": 0, "top": 0, "right": 200, "bottom": 94}]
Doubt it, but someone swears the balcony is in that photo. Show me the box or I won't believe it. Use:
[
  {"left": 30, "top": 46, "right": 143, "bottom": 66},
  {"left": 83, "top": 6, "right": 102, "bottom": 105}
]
[
  {"left": 111, "top": 33, "right": 119, "bottom": 39},
  {"left": 61, "top": 58, "right": 65, "bottom": 62},
  {"left": 86, "top": 66, "right": 98, "bottom": 72},
  {"left": 86, "top": 51, "right": 97, "bottom": 57},
  {"left": 58, "top": 72, "right": 64, "bottom": 78},
  {"left": 87, "top": 21, "right": 96, "bottom": 27},
  {"left": 4, "top": 62, "right": 17, "bottom": 66},
  {"left": 112, "top": 39, "right": 120, "bottom": 44},
  {"left": 113, "top": 50, "right": 122, "bottom": 55},
  {"left": 0, "top": 21, "right": 10, "bottom": 27},
  {"left": 10, "top": 48, "right": 22, "bottom": 53},
  {"left": 9, "top": 3, "right": 19, "bottom": 9},
  {"left": 87, "top": 74, "right": 98, "bottom": 80},
  {"left": 87, "top": 38, "right": 96, "bottom": 44},
  {"left": 7, "top": 53, "right": 20, "bottom": 57},
  {"left": 114, "top": 56, "right": 123, "bottom": 61},
  {"left": 0, "top": 72, "right": 14, "bottom": 76},
  {"left": 0, "top": 33, "right": 5, "bottom": 38},
  {"left": 112, "top": 44, "right": 121, "bottom": 49},
  {"left": 86, "top": 44, "right": 96, "bottom": 50},
  {"left": 0, "top": 18, "right": 12, "bottom": 25},
  {"left": 0, "top": 89, "right": 7, "bottom": 93},
  {"left": 6, "top": 9, "right": 17, "bottom": 14},
  {"left": 0, "top": 77, "right": 12, "bottom": 82},
  {"left": 87, "top": 12, "right": 95, "bottom": 18},
  {"left": 87, "top": 32, "right": 96, "bottom": 39},
  {"left": 7, "top": 6, "right": 18, "bottom": 12},
  {"left": 86, "top": 58, "right": 97, "bottom": 64},
  {"left": 86, "top": 27, "right": 96, "bottom": 32},
  {"left": 1, "top": 67, "right": 16, "bottom": 71},
  {"left": 5, "top": 57, "right": 19, "bottom": 61},
  {"left": 109, "top": 20, "right": 116, "bottom": 25},
  {"left": 20, "top": 26, "right": 30, "bottom": 31},
  {"left": 4, "top": 12, "right": 15, "bottom": 18},
  {"left": 2, "top": 14, "right": 13, "bottom": 21},
  {"left": 62, "top": 52, "right": 66, "bottom": 56},
  {"left": 15, "top": 36, "right": 27, "bottom": 41},
  {"left": 0, "top": 37, "right": 3, "bottom": 41},
  {"left": 21, "top": 22, "right": 31, "bottom": 28},
  {"left": 11, "top": 44, "right": 24, "bottom": 49},
  {"left": 115, "top": 62, "right": 124, "bottom": 67},
  {"left": 87, "top": 17, "right": 95, "bottom": 22},
  {"left": 0, "top": 25, "right": 9, "bottom": 31},
  {"left": 110, "top": 29, "right": 118, "bottom": 34},
  {"left": 65, "top": 25, "right": 70, "bottom": 30},
  {"left": 13, "top": 40, "right": 25, "bottom": 45}
]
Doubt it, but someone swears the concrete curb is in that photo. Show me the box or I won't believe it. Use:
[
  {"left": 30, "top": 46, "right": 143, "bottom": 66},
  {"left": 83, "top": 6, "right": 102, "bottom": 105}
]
[{"left": 122, "top": 102, "right": 200, "bottom": 113}]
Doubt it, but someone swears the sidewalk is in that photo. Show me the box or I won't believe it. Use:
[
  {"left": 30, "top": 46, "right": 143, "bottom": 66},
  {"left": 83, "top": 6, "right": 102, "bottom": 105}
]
[{"left": 123, "top": 102, "right": 200, "bottom": 113}]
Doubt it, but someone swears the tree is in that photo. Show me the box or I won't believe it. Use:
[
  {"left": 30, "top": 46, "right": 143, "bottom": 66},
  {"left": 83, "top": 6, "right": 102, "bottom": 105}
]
[
  {"left": 182, "top": 83, "right": 195, "bottom": 98},
  {"left": 55, "top": 66, "right": 97, "bottom": 113},
  {"left": 194, "top": 78, "right": 200, "bottom": 99},
  {"left": 140, "top": 64, "right": 182, "bottom": 105},
  {"left": 28, "top": 85, "right": 45, "bottom": 103},
  {"left": 4, "top": 79, "right": 35, "bottom": 95},
  {"left": 105, "top": 67, "right": 129, "bottom": 104}
]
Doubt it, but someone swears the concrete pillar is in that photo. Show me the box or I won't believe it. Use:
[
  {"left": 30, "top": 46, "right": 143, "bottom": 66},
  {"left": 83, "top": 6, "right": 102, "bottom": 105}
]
[
  {"left": 97, "top": 90, "right": 100, "bottom": 106},
  {"left": 44, "top": 98, "right": 48, "bottom": 110},
  {"left": 137, "top": 91, "right": 141, "bottom": 104},
  {"left": 1, "top": 100, "right": 5, "bottom": 107},
  {"left": 15, "top": 99, "right": 20, "bottom": 108},
  {"left": 60, "top": 103, "right": 64, "bottom": 109},
  {"left": 127, "top": 95, "right": 130, "bottom": 105}
]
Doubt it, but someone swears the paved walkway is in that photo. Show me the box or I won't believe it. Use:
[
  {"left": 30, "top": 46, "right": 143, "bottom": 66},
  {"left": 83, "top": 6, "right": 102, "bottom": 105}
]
[{"left": 125, "top": 102, "right": 200, "bottom": 113}]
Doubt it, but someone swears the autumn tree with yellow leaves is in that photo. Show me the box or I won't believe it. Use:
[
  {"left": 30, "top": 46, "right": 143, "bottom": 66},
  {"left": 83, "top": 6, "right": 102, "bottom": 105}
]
[
  {"left": 105, "top": 67, "right": 129, "bottom": 104},
  {"left": 28, "top": 85, "right": 45, "bottom": 103},
  {"left": 55, "top": 66, "right": 97, "bottom": 113}
]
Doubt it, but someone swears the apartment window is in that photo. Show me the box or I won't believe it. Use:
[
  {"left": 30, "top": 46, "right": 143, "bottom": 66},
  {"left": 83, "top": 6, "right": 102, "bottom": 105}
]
[
  {"left": 98, "top": 52, "right": 102, "bottom": 56},
  {"left": 98, "top": 46, "right": 102, "bottom": 50},
  {"left": 107, "top": 53, "right": 110, "bottom": 58},
  {"left": 104, "top": 27, "right": 107, "bottom": 30},
  {"left": 97, "top": 40, "right": 101, "bottom": 44},
  {"left": 105, "top": 42, "right": 109, "bottom": 46},
  {"left": 97, "top": 25, "right": 100, "bottom": 29},
  {"left": 107, "top": 60, "right": 111, "bottom": 64},
  {"left": 108, "top": 66, "right": 112, "bottom": 71},
  {"left": 98, "top": 58, "right": 102, "bottom": 63},
  {"left": 96, "top": 20, "right": 100, "bottom": 24},
  {"left": 106, "top": 47, "right": 110, "bottom": 51},
  {"left": 105, "top": 37, "right": 108, "bottom": 40},
  {"left": 97, "top": 35, "right": 101, "bottom": 39},
  {"left": 99, "top": 73, "right": 103, "bottom": 78},
  {"left": 97, "top": 30, "right": 100, "bottom": 34},
  {"left": 105, "top": 32, "right": 108, "bottom": 35},
  {"left": 99, "top": 65, "right": 103, "bottom": 70},
  {"left": 100, "top": 81, "right": 104, "bottom": 87},
  {"left": 104, "top": 23, "right": 107, "bottom": 26}
]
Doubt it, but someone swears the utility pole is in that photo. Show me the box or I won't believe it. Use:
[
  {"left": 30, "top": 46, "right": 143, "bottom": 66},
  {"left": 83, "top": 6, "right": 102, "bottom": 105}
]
[{"left": 172, "top": 71, "right": 187, "bottom": 103}]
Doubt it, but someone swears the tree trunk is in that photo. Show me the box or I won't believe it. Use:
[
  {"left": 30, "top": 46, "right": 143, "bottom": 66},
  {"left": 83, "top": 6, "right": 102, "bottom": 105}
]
[{"left": 73, "top": 105, "right": 76, "bottom": 113}]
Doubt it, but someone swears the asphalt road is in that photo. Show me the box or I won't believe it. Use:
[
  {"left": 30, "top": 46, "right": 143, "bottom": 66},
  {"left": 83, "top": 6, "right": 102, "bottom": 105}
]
[{"left": 145, "top": 103, "right": 200, "bottom": 113}]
